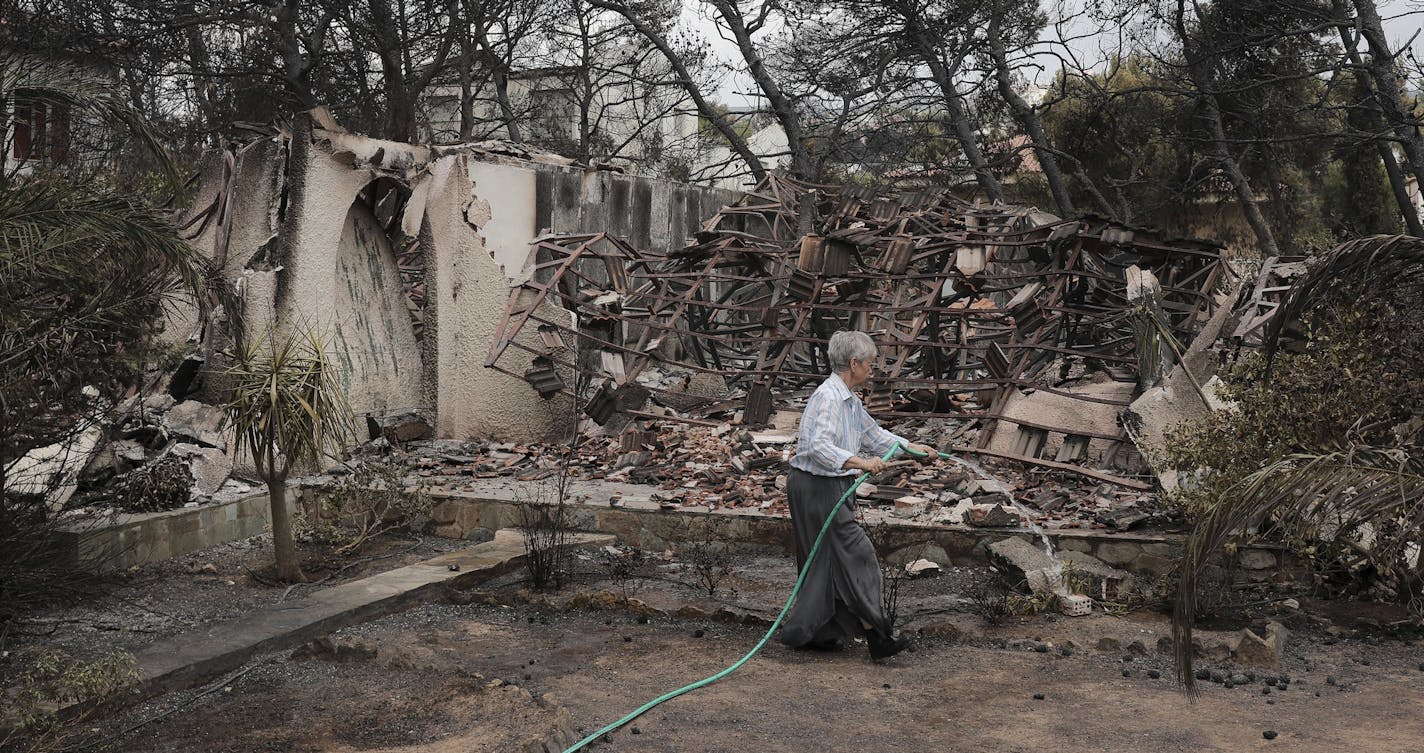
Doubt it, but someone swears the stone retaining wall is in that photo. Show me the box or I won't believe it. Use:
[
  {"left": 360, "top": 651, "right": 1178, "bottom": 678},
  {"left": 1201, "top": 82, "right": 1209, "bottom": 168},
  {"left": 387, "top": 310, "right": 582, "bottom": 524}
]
[
  {"left": 54, "top": 487, "right": 1293, "bottom": 584},
  {"left": 427, "top": 492, "right": 1293, "bottom": 581},
  {"left": 56, "top": 493, "right": 276, "bottom": 571}
]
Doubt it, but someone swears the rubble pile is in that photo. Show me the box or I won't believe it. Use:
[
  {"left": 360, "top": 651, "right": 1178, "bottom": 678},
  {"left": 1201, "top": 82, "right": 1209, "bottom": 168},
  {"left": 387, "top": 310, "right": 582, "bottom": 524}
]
[
  {"left": 68, "top": 393, "right": 253, "bottom": 514},
  {"left": 487, "top": 174, "right": 1230, "bottom": 477},
  {"left": 392, "top": 411, "right": 1162, "bottom": 530}
]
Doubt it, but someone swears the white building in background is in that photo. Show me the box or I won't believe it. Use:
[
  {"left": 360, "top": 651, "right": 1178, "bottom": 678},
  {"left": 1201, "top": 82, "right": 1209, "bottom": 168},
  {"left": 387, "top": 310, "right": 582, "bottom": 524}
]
[{"left": 420, "top": 64, "right": 787, "bottom": 191}]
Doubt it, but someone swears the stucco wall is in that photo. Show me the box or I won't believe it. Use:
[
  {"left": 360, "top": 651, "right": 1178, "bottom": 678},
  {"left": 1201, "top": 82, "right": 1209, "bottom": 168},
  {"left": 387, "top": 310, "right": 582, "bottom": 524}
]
[{"left": 177, "top": 130, "right": 739, "bottom": 442}]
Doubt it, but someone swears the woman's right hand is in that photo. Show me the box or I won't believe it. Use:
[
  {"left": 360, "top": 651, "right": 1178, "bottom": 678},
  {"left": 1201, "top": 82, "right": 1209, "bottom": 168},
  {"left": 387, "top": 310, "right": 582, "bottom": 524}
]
[{"left": 846, "top": 456, "right": 887, "bottom": 474}]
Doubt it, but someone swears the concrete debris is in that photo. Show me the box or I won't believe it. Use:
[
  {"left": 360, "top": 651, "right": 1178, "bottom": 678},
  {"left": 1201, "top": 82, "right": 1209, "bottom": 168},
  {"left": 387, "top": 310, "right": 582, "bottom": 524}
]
[
  {"left": 4, "top": 419, "right": 106, "bottom": 510},
  {"left": 967, "top": 503, "right": 1022, "bottom": 528},
  {"left": 162, "top": 400, "right": 228, "bottom": 451},
  {"left": 904, "top": 558, "right": 942, "bottom": 577},
  {"left": 1234, "top": 622, "right": 1288, "bottom": 668},
  {"left": 365, "top": 410, "right": 433, "bottom": 443},
  {"left": 988, "top": 538, "right": 1057, "bottom": 591},
  {"left": 169, "top": 443, "right": 234, "bottom": 499}
]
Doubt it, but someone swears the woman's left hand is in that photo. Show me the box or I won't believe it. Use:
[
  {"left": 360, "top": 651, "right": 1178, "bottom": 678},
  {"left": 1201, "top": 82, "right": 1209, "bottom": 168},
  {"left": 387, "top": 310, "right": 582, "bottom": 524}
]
[{"left": 907, "top": 443, "right": 938, "bottom": 461}]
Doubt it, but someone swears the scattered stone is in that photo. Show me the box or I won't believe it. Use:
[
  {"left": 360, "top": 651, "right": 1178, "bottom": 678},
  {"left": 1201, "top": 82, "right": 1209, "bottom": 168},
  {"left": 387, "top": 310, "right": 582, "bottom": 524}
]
[
  {"left": 904, "top": 559, "right": 941, "bottom": 577},
  {"left": 1147, "top": 669, "right": 1161, "bottom": 679},
  {"left": 1126, "top": 640, "right": 1148, "bottom": 656},
  {"left": 448, "top": 563, "right": 460, "bottom": 572},
  {"left": 1235, "top": 622, "right": 1288, "bottom": 668},
  {"left": 1263, "top": 730, "right": 1278, "bottom": 740},
  {"left": 162, "top": 400, "right": 228, "bottom": 449},
  {"left": 694, "top": 629, "right": 705, "bottom": 638},
  {"left": 631, "top": 727, "right": 641, "bottom": 735},
  {"left": 893, "top": 495, "right": 930, "bottom": 514},
  {"left": 1122, "top": 669, "right": 1132, "bottom": 677},
  {"left": 968, "top": 502, "right": 1021, "bottom": 528},
  {"left": 1033, "top": 693, "right": 1045, "bottom": 700},
  {"left": 365, "top": 410, "right": 433, "bottom": 443},
  {"left": 1230, "top": 673, "right": 1250, "bottom": 685},
  {"left": 198, "top": 562, "right": 218, "bottom": 575},
  {"left": 987, "top": 538, "right": 1056, "bottom": 593},
  {"left": 1096, "top": 637, "right": 1122, "bottom": 652}
]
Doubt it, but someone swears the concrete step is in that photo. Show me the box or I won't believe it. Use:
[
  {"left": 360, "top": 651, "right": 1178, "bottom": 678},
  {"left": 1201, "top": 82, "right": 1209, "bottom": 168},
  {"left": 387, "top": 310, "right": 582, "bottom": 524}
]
[{"left": 133, "top": 529, "right": 614, "bottom": 697}]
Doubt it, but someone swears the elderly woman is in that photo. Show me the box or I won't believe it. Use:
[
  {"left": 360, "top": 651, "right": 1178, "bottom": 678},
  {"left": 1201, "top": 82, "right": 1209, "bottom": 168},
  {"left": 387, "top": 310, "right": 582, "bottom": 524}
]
[{"left": 777, "top": 330, "right": 936, "bottom": 660}]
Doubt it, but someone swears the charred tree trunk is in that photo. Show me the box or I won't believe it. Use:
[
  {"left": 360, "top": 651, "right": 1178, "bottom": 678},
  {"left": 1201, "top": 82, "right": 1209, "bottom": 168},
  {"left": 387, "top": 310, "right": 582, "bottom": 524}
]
[
  {"left": 900, "top": 17, "right": 1003, "bottom": 202},
  {"left": 1351, "top": 0, "right": 1424, "bottom": 234},
  {"left": 588, "top": 0, "right": 767, "bottom": 183},
  {"left": 986, "top": 8, "right": 1073, "bottom": 216},
  {"left": 1174, "top": 0, "right": 1279, "bottom": 257},
  {"left": 707, "top": 0, "right": 813, "bottom": 181}
]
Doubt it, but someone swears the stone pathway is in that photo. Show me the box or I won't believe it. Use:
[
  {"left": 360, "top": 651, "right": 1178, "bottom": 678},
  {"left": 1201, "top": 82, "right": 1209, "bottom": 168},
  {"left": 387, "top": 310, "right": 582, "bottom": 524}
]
[{"left": 131, "top": 529, "right": 614, "bottom": 697}]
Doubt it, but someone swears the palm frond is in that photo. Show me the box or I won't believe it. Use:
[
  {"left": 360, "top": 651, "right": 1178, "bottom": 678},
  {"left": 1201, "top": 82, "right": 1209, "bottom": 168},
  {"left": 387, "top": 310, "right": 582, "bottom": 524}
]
[
  {"left": 1264, "top": 234, "right": 1424, "bottom": 361},
  {"left": 1173, "top": 447, "right": 1424, "bottom": 693}
]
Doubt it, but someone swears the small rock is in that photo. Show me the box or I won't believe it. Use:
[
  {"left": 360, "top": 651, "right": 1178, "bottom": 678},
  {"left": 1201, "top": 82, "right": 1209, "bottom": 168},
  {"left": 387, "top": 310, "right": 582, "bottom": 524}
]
[
  {"left": 631, "top": 727, "right": 641, "bottom": 735},
  {"left": 1096, "top": 637, "right": 1121, "bottom": 652},
  {"left": 694, "top": 629, "right": 705, "bottom": 638},
  {"left": 1147, "top": 669, "right": 1161, "bottom": 679},
  {"left": 623, "top": 636, "right": 633, "bottom": 642},
  {"left": 883, "top": 683, "right": 892, "bottom": 689},
  {"left": 198, "top": 562, "right": 218, "bottom": 575},
  {"left": 1230, "top": 673, "right": 1250, "bottom": 685},
  {"left": 1033, "top": 692, "right": 1045, "bottom": 700},
  {"left": 1326, "top": 675, "right": 1337, "bottom": 686},
  {"left": 448, "top": 563, "right": 460, "bottom": 572},
  {"left": 1122, "top": 669, "right": 1133, "bottom": 677},
  {"left": 1263, "top": 730, "right": 1278, "bottom": 740}
]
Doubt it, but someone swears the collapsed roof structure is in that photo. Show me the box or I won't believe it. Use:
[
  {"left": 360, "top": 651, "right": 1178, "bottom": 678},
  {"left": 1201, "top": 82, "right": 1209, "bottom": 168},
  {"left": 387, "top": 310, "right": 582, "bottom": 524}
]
[{"left": 487, "top": 175, "right": 1232, "bottom": 473}]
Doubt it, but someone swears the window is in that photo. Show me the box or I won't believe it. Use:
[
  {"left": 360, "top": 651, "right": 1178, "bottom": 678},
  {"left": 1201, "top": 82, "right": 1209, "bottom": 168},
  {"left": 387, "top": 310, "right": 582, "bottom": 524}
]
[{"left": 12, "top": 93, "right": 71, "bottom": 164}]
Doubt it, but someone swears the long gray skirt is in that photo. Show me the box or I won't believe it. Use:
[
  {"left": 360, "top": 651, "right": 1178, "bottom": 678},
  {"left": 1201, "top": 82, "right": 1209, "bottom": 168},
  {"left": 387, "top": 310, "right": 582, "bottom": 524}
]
[{"left": 776, "top": 468, "right": 891, "bottom": 647}]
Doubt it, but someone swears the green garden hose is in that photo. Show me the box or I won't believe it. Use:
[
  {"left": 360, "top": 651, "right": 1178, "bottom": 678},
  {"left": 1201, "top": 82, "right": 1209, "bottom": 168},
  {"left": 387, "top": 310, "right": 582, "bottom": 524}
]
[{"left": 562, "top": 443, "right": 924, "bottom": 752}]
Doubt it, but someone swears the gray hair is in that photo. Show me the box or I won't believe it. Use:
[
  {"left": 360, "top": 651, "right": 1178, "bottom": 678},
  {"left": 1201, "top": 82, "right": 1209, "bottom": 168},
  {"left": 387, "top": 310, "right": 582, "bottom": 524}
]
[{"left": 828, "top": 330, "right": 876, "bottom": 372}]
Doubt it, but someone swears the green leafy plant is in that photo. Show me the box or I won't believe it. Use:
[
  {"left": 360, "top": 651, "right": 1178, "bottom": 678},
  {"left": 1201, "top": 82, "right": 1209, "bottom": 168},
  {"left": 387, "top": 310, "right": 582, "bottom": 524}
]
[
  {"left": 1168, "top": 235, "right": 1424, "bottom": 691},
  {"left": 1, "top": 650, "right": 138, "bottom": 753},
  {"left": 307, "top": 456, "right": 432, "bottom": 555}
]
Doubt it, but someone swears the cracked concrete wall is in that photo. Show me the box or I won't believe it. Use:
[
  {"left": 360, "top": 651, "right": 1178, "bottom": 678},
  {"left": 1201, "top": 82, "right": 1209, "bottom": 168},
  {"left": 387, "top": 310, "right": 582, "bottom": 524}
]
[{"left": 174, "top": 131, "right": 738, "bottom": 442}]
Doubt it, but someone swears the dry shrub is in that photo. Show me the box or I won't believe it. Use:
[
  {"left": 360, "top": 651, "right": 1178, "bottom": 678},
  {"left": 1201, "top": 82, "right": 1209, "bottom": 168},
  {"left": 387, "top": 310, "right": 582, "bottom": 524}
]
[{"left": 307, "top": 456, "right": 432, "bottom": 554}]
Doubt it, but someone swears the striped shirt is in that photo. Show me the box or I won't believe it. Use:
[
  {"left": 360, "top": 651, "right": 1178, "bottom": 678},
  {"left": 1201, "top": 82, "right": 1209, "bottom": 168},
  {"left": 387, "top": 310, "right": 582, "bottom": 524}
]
[{"left": 790, "top": 372, "right": 909, "bottom": 477}]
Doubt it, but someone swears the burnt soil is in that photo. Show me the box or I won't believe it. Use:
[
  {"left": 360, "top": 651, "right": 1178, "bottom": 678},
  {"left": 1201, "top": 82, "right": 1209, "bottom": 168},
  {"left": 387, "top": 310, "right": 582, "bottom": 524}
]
[{"left": 62, "top": 552, "right": 1424, "bottom": 753}]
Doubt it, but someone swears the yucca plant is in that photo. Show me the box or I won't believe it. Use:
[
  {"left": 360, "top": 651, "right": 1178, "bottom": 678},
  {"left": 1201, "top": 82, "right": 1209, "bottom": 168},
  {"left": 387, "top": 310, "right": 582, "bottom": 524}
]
[{"left": 224, "top": 330, "right": 352, "bottom": 582}]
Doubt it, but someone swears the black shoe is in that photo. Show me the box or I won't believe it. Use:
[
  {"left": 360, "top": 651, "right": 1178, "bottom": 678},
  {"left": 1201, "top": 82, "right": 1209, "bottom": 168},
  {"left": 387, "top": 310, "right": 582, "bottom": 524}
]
[{"left": 866, "top": 630, "right": 910, "bottom": 660}]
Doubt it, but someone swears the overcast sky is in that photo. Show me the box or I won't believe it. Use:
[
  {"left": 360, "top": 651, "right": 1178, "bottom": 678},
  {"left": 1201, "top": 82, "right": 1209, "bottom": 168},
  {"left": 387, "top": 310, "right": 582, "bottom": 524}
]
[{"left": 686, "top": 0, "right": 1424, "bottom": 108}]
